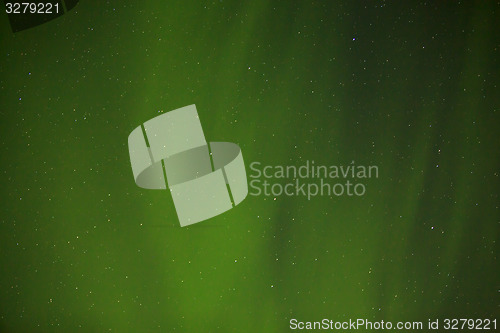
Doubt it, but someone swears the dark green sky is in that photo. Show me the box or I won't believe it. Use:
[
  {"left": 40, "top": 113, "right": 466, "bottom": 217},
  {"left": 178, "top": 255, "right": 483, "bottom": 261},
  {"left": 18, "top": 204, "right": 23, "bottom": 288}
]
[{"left": 0, "top": 1, "right": 498, "bottom": 331}]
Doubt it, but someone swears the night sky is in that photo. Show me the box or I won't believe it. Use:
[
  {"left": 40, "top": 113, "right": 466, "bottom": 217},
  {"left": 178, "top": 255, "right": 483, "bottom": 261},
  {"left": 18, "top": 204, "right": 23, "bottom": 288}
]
[{"left": 0, "top": 1, "right": 498, "bottom": 331}]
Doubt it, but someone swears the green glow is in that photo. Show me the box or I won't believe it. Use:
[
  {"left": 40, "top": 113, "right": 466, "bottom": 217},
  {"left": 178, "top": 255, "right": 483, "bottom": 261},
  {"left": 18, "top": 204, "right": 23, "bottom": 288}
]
[{"left": 0, "top": 1, "right": 498, "bottom": 331}]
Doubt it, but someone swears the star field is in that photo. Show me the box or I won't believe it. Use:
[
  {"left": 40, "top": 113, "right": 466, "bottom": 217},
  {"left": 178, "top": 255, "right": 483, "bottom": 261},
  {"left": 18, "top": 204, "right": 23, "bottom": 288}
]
[{"left": 0, "top": 1, "right": 498, "bottom": 331}]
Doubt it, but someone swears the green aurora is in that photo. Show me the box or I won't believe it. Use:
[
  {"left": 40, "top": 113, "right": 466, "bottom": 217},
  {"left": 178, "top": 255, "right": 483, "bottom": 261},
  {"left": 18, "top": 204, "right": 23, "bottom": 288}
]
[{"left": 0, "top": 1, "right": 498, "bottom": 331}]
